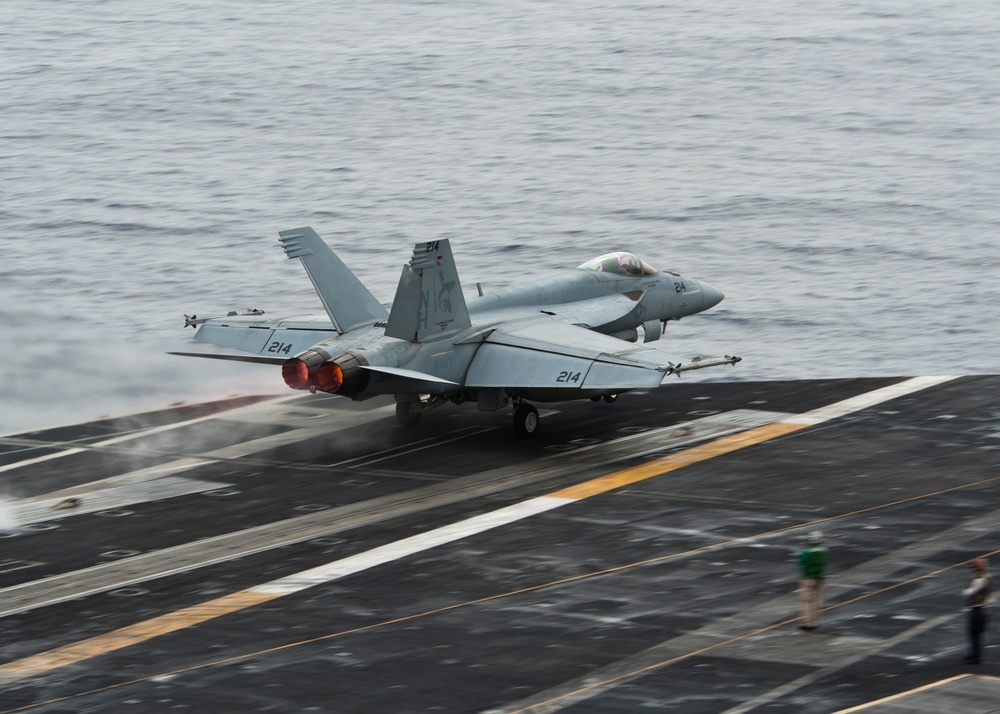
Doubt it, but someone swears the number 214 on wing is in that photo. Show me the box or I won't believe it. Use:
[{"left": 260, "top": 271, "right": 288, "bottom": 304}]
[
  {"left": 556, "top": 371, "right": 581, "bottom": 383},
  {"left": 266, "top": 341, "right": 293, "bottom": 355}
]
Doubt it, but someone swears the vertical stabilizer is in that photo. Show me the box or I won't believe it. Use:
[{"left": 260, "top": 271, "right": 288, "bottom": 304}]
[
  {"left": 385, "top": 240, "right": 471, "bottom": 343},
  {"left": 277, "top": 227, "right": 389, "bottom": 334}
]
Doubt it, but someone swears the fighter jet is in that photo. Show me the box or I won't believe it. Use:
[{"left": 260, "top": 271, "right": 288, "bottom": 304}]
[{"left": 173, "top": 228, "right": 739, "bottom": 437}]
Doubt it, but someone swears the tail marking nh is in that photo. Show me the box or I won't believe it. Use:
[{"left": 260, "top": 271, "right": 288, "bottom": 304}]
[{"left": 385, "top": 240, "right": 471, "bottom": 343}]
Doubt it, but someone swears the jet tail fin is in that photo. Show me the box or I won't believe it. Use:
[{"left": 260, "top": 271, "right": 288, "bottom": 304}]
[
  {"left": 278, "top": 227, "right": 389, "bottom": 334},
  {"left": 384, "top": 240, "right": 471, "bottom": 343}
]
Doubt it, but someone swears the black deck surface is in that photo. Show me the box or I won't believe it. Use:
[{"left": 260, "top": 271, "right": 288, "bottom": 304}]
[{"left": 0, "top": 376, "right": 996, "bottom": 713}]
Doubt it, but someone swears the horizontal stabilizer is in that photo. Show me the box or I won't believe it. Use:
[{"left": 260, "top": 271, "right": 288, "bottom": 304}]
[
  {"left": 362, "top": 365, "right": 459, "bottom": 385},
  {"left": 192, "top": 321, "right": 336, "bottom": 357},
  {"left": 278, "top": 227, "right": 389, "bottom": 334},
  {"left": 168, "top": 351, "right": 286, "bottom": 365}
]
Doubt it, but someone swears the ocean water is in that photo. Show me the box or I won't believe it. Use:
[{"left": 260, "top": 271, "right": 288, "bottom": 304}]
[{"left": 2, "top": 0, "right": 999, "bottom": 434}]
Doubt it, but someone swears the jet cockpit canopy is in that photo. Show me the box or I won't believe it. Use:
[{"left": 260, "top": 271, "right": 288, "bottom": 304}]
[{"left": 577, "top": 252, "right": 658, "bottom": 276}]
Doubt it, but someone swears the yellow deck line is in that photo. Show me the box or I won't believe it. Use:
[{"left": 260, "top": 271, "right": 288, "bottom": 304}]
[
  {"left": 551, "top": 422, "right": 803, "bottom": 500},
  {"left": 0, "top": 591, "right": 278, "bottom": 682}
]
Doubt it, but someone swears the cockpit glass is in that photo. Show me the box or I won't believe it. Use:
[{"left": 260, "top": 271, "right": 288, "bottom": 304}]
[{"left": 577, "top": 252, "right": 657, "bottom": 276}]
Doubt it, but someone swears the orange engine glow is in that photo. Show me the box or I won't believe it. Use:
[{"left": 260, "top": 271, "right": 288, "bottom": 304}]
[
  {"left": 315, "top": 362, "right": 344, "bottom": 392},
  {"left": 281, "top": 358, "right": 310, "bottom": 389}
]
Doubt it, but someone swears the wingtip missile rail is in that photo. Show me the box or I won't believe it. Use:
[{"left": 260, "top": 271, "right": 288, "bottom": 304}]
[{"left": 667, "top": 355, "right": 742, "bottom": 377}]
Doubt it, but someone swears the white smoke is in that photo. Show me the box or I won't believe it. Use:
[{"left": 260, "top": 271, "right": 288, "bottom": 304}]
[
  {"left": 0, "top": 311, "right": 278, "bottom": 436},
  {"left": 0, "top": 499, "right": 18, "bottom": 532}
]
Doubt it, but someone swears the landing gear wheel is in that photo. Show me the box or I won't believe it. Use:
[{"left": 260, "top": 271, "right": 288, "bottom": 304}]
[
  {"left": 603, "top": 393, "right": 618, "bottom": 404},
  {"left": 395, "top": 401, "right": 422, "bottom": 427},
  {"left": 512, "top": 404, "right": 540, "bottom": 439}
]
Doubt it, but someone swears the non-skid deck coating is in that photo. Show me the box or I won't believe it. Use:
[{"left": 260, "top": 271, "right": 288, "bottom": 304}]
[{"left": 0, "top": 376, "right": 997, "bottom": 713}]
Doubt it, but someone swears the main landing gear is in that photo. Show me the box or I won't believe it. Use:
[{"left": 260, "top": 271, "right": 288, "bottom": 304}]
[
  {"left": 512, "top": 393, "right": 618, "bottom": 439},
  {"left": 395, "top": 401, "right": 422, "bottom": 427},
  {"left": 395, "top": 392, "right": 617, "bottom": 439},
  {"left": 394, "top": 395, "right": 449, "bottom": 427},
  {"left": 512, "top": 403, "right": 539, "bottom": 439},
  {"left": 589, "top": 393, "right": 619, "bottom": 403}
]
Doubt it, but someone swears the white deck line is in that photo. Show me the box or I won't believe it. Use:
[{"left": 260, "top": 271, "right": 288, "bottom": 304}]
[
  {"left": 782, "top": 375, "right": 960, "bottom": 426},
  {"left": 0, "top": 395, "right": 301, "bottom": 474},
  {"left": 0, "top": 448, "right": 87, "bottom": 474},
  {"left": 250, "top": 496, "right": 574, "bottom": 595},
  {"left": 12, "top": 476, "right": 234, "bottom": 525}
]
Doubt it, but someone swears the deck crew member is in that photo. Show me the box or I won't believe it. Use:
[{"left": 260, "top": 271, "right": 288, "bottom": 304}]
[
  {"left": 963, "top": 558, "right": 992, "bottom": 664},
  {"left": 798, "top": 531, "right": 828, "bottom": 631}
]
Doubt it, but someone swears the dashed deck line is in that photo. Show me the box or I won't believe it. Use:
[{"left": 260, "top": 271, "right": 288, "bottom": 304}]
[
  {"left": 0, "top": 396, "right": 300, "bottom": 474},
  {"left": 11, "top": 476, "right": 234, "bottom": 525}
]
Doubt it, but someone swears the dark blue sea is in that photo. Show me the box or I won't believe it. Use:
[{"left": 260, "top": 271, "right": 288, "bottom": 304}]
[{"left": 2, "top": 0, "right": 999, "bottom": 433}]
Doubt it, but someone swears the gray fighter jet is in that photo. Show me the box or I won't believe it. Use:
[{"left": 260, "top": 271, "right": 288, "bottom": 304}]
[{"left": 174, "top": 228, "right": 739, "bottom": 437}]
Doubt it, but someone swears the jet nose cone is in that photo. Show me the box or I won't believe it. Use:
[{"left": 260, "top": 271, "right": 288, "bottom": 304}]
[{"left": 699, "top": 281, "right": 725, "bottom": 310}]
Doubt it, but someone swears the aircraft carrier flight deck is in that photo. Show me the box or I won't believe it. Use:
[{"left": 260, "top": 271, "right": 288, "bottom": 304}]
[{"left": 0, "top": 376, "right": 997, "bottom": 713}]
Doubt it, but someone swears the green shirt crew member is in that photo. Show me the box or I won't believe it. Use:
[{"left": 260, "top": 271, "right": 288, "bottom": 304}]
[{"left": 798, "top": 531, "right": 829, "bottom": 630}]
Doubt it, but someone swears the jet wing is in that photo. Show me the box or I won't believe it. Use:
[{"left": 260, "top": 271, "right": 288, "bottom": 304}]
[{"left": 464, "top": 318, "right": 678, "bottom": 390}]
